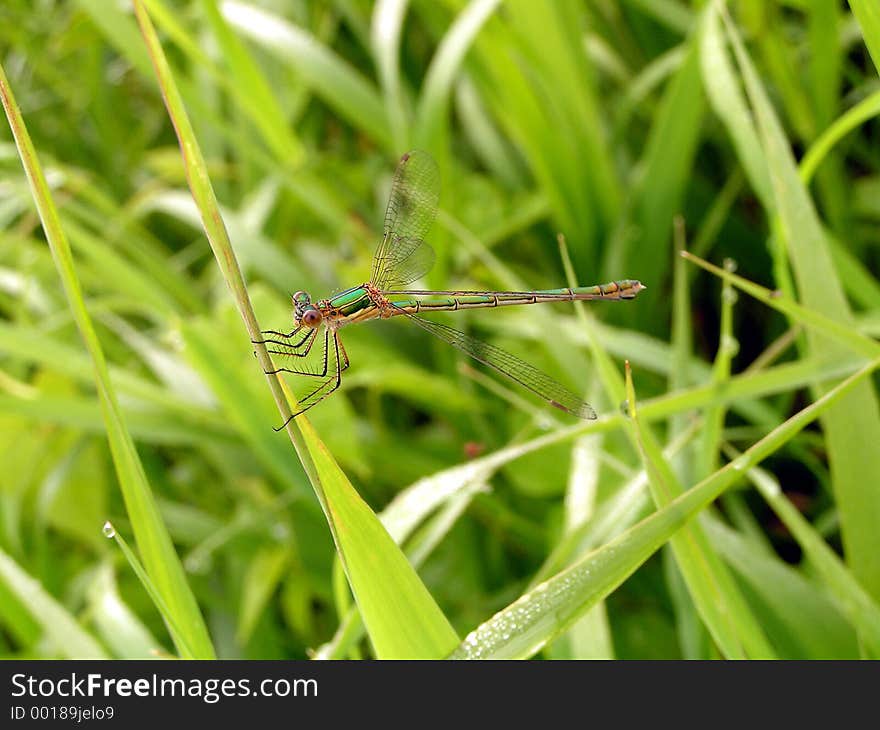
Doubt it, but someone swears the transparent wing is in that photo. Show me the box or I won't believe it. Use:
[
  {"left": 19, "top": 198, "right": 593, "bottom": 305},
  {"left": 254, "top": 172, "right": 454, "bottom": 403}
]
[
  {"left": 371, "top": 150, "right": 439, "bottom": 290},
  {"left": 398, "top": 310, "right": 597, "bottom": 419}
]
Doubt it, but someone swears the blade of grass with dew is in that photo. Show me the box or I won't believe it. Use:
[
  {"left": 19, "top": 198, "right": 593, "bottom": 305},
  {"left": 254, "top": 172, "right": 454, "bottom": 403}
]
[
  {"left": 103, "top": 522, "right": 197, "bottom": 657},
  {"left": 849, "top": 0, "right": 880, "bottom": 74},
  {"left": 133, "top": 0, "right": 459, "bottom": 658},
  {"left": 724, "top": 6, "right": 880, "bottom": 600},
  {"left": 0, "top": 549, "right": 108, "bottom": 658},
  {"left": 448, "top": 357, "right": 880, "bottom": 659},
  {"left": 696, "top": 258, "right": 738, "bottom": 479},
  {"left": 0, "top": 59, "right": 214, "bottom": 660},
  {"left": 625, "top": 364, "right": 775, "bottom": 658},
  {"left": 722, "top": 444, "right": 880, "bottom": 658},
  {"left": 682, "top": 252, "right": 880, "bottom": 360}
]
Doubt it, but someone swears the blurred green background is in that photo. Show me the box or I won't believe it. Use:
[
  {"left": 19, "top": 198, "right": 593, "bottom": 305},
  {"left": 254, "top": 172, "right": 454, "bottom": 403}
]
[{"left": 1, "top": 0, "right": 880, "bottom": 659}]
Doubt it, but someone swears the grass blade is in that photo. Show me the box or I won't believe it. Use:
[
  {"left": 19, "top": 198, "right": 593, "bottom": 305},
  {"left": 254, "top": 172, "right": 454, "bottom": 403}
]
[
  {"left": 0, "top": 549, "right": 108, "bottom": 658},
  {"left": 0, "top": 60, "right": 214, "bottom": 659},
  {"left": 449, "top": 356, "right": 880, "bottom": 659},
  {"left": 849, "top": 0, "right": 880, "bottom": 74},
  {"left": 625, "top": 364, "right": 775, "bottom": 658}
]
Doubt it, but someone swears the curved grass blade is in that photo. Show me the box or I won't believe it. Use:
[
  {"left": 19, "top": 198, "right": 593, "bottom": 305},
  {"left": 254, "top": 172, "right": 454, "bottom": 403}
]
[
  {"left": 413, "top": 0, "right": 502, "bottom": 151},
  {"left": 849, "top": 0, "right": 880, "bottom": 74},
  {"left": 448, "top": 358, "right": 880, "bottom": 659},
  {"left": 0, "top": 549, "right": 108, "bottom": 658},
  {"left": 722, "top": 444, "right": 880, "bottom": 658},
  {"left": 0, "top": 59, "right": 214, "bottom": 659},
  {"left": 221, "top": 1, "right": 391, "bottom": 147},
  {"left": 720, "top": 2, "right": 880, "bottom": 601},
  {"left": 625, "top": 364, "right": 775, "bottom": 659}
]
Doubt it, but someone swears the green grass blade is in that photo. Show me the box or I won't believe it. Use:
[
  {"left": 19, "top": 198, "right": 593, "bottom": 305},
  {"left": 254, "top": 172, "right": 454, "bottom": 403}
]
[
  {"left": 414, "top": 0, "right": 502, "bottom": 151},
  {"left": 849, "top": 0, "right": 880, "bottom": 74},
  {"left": 371, "top": 0, "right": 411, "bottom": 148},
  {"left": 133, "top": 0, "right": 458, "bottom": 659},
  {"left": 626, "top": 42, "right": 704, "bottom": 327},
  {"left": 625, "top": 364, "right": 775, "bottom": 658},
  {"left": 0, "top": 549, "right": 108, "bottom": 658},
  {"left": 704, "top": 517, "right": 860, "bottom": 658},
  {"left": 682, "top": 252, "right": 880, "bottom": 360},
  {"left": 800, "top": 89, "right": 880, "bottom": 183},
  {"left": 221, "top": 1, "right": 391, "bottom": 148},
  {"left": 698, "top": 4, "right": 771, "bottom": 206},
  {"left": 449, "top": 358, "right": 880, "bottom": 659},
  {"left": 722, "top": 444, "right": 880, "bottom": 658},
  {"left": 723, "top": 9, "right": 880, "bottom": 600},
  {"left": 86, "top": 565, "right": 163, "bottom": 659},
  {"left": 199, "top": 0, "right": 304, "bottom": 165},
  {"left": 0, "top": 60, "right": 214, "bottom": 659},
  {"left": 303, "top": 423, "right": 459, "bottom": 657}
]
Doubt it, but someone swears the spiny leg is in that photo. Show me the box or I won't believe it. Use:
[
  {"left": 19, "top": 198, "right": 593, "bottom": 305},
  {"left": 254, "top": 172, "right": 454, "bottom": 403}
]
[
  {"left": 256, "top": 325, "right": 304, "bottom": 340},
  {"left": 253, "top": 325, "right": 313, "bottom": 351},
  {"left": 274, "top": 332, "right": 348, "bottom": 431},
  {"left": 264, "top": 328, "right": 329, "bottom": 376},
  {"left": 256, "top": 329, "right": 318, "bottom": 364}
]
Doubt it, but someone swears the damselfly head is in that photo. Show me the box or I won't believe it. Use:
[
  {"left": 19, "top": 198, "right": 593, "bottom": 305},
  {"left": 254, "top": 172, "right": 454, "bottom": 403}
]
[{"left": 292, "top": 290, "right": 323, "bottom": 328}]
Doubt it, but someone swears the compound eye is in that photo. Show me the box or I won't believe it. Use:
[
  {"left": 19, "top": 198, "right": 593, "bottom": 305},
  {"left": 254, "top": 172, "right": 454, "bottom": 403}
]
[
  {"left": 302, "top": 308, "right": 323, "bottom": 327},
  {"left": 292, "top": 290, "right": 310, "bottom": 305}
]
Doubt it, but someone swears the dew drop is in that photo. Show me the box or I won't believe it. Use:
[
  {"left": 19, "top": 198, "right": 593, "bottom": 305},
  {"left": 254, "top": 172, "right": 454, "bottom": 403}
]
[{"left": 102, "top": 521, "right": 116, "bottom": 538}]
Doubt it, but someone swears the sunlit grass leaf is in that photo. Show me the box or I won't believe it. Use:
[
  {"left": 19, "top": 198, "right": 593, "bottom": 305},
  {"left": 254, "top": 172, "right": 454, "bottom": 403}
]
[
  {"left": 0, "top": 548, "right": 108, "bottom": 658},
  {"left": 0, "top": 59, "right": 214, "bottom": 660},
  {"left": 221, "top": 1, "right": 391, "bottom": 148},
  {"left": 86, "top": 565, "right": 165, "bottom": 659},
  {"left": 625, "top": 364, "right": 774, "bottom": 658},
  {"left": 849, "top": 0, "right": 880, "bottom": 74},
  {"left": 697, "top": 3, "right": 880, "bottom": 601},
  {"left": 448, "top": 357, "right": 880, "bottom": 659},
  {"left": 303, "top": 422, "right": 460, "bottom": 658}
]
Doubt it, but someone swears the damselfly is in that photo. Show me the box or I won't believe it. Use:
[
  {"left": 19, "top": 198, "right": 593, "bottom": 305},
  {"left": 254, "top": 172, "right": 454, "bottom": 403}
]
[{"left": 256, "top": 151, "right": 645, "bottom": 429}]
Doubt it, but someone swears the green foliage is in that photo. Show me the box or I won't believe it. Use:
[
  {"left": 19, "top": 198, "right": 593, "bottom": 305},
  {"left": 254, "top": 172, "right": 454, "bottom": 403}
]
[{"left": 1, "top": 0, "right": 878, "bottom": 659}]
